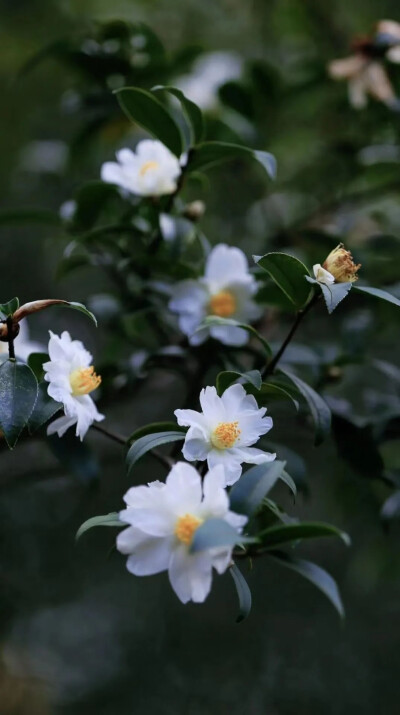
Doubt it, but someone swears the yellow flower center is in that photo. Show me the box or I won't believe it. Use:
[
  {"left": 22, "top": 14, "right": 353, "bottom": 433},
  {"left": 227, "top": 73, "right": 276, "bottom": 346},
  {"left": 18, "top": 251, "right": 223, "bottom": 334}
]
[
  {"left": 209, "top": 290, "right": 236, "bottom": 318},
  {"left": 211, "top": 421, "right": 241, "bottom": 449},
  {"left": 139, "top": 160, "right": 159, "bottom": 177},
  {"left": 174, "top": 514, "right": 203, "bottom": 545},
  {"left": 70, "top": 366, "right": 101, "bottom": 396}
]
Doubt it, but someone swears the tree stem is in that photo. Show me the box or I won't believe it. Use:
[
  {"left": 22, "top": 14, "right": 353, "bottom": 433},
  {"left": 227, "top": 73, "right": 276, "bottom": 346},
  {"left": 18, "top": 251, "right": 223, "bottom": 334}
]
[
  {"left": 91, "top": 422, "right": 174, "bottom": 470},
  {"left": 6, "top": 317, "right": 15, "bottom": 360},
  {"left": 262, "top": 293, "right": 319, "bottom": 378}
]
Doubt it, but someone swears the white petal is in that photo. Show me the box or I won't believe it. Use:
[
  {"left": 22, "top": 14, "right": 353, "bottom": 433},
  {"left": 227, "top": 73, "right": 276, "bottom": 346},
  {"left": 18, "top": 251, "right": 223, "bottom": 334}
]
[
  {"left": 199, "top": 386, "right": 225, "bottom": 422},
  {"left": 164, "top": 462, "right": 203, "bottom": 513},
  {"left": 206, "top": 449, "right": 243, "bottom": 486},
  {"left": 209, "top": 324, "right": 249, "bottom": 346},
  {"left": 101, "top": 161, "right": 126, "bottom": 187},
  {"left": 182, "top": 433, "right": 210, "bottom": 462},
  {"left": 174, "top": 408, "right": 207, "bottom": 431},
  {"left": 201, "top": 465, "right": 230, "bottom": 516},
  {"left": 230, "top": 446, "right": 276, "bottom": 465},
  {"left": 205, "top": 244, "right": 249, "bottom": 286},
  {"left": 313, "top": 264, "right": 335, "bottom": 285},
  {"left": 169, "top": 280, "right": 209, "bottom": 313},
  {"left": 117, "top": 528, "right": 173, "bottom": 576},
  {"left": 168, "top": 545, "right": 213, "bottom": 603},
  {"left": 47, "top": 414, "right": 77, "bottom": 438}
]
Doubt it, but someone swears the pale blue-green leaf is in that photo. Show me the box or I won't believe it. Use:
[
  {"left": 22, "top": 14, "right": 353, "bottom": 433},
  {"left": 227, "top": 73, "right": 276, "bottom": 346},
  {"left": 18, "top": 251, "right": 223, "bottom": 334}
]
[
  {"left": 229, "top": 461, "right": 287, "bottom": 517},
  {"left": 353, "top": 284, "right": 400, "bottom": 308},
  {"left": 126, "top": 431, "right": 185, "bottom": 475},
  {"left": 279, "top": 368, "right": 331, "bottom": 445},
  {"left": 230, "top": 563, "right": 252, "bottom": 623},
  {"left": 200, "top": 316, "right": 272, "bottom": 356},
  {"left": 76, "top": 513, "right": 124, "bottom": 541},
  {"left": 190, "top": 517, "right": 256, "bottom": 553}
]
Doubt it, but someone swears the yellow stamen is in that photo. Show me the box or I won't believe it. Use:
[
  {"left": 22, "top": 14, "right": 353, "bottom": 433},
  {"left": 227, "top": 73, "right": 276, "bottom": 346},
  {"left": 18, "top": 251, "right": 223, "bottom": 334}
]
[
  {"left": 139, "top": 160, "right": 159, "bottom": 177},
  {"left": 209, "top": 290, "right": 236, "bottom": 318},
  {"left": 175, "top": 514, "right": 203, "bottom": 545},
  {"left": 70, "top": 366, "right": 101, "bottom": 396},
  {"left": 211, "top": 421, "right": 241, "bottom": 449}
]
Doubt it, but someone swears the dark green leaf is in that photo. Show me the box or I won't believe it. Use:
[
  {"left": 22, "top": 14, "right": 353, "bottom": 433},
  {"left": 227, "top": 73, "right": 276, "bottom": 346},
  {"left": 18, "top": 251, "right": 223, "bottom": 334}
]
[
  {"left": 115, "top": 87, "right": 183, "bottom": 157},
  {"left": 353, "top": 284, "right": 400, "bottom": 308},
  {"left": 268, "top": 551, "right": 345, "bottom": 619},
  {"left": 0, "top": 208, "right": 61, "bottom": 227},
  {"left": 0, "top": 297, "right": 19, "bottom": 318},
  {"left": 201, "top": 316, "right": 272, "bottom": 356},
  {"left": 76, "top": 512, "right": 124, "bottom": 541},
  {"left": 60, "top": 301, "right": 98, "bottom": 327},
  {"left": 256, "top": 382, "right": 300, "bottom": 411},
  {"left": 152, "top": 85, "right": 204, "bottom": 144},
  {"left": 126, "top": 431, "right": 185, "bottom": 475},
  {"left": 188, "top": 141, "right": 276, "bottom": 179},
  {"left": 0, "top": 360, "right": 38, "bottom": 448},
  {"left": 229, "top": 460, "right": 287, "bottom": 517},
  {"left": 72, "top": 181, "right": 119, "bottom": 231},
  {"left": 279, "top": 368, "right": 331, "bottom": 445},
  {"left": 258, "top": 521, "right": 350, "bottom": 547},
  {"left": 128, "top": 421, "right": 186, "bottom": 443},
  {"left": 229, "top": 563, "right": 252, "bottom": 623},
  {"left": 27, "top": 352, "right": 49, "bottom": 382},
  {"left": 190, "top": 517, "right": 255, "bottom": 553},
  {"left": 28, "top": 383, "right": 61, "bottom": 434},
  {"left": 255, "top": 253, "right": 312, "bottom": 310},
  {"left": 216, "top": 369, "right": 262, "bottom": 395},
  {"left": 306, "top": 277, "right": 352, "bottom": 314}
]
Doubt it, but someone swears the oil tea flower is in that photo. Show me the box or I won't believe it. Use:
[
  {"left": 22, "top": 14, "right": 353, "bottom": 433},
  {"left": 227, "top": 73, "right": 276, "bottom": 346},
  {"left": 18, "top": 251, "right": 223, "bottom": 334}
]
[
  {"left": 44, "top": 331, "right": 104, "bottom": 440},
  {"left": 101, "top": 139, "right": 181, "bottom": 197},
  {"left": 175, "top": 384, "right": 275, "bottom": 485},
  {"left": 169, "top": 243, "right": 262, "bottom": 346},
  {"left": 313, "top": 264, "right": 335, "bottom": 285},
  {"left": 322, "top": 244, "right": 361, "bottom": 283},
  {"left": 117, "top": 462, "right": 248, "bottom": 604}
]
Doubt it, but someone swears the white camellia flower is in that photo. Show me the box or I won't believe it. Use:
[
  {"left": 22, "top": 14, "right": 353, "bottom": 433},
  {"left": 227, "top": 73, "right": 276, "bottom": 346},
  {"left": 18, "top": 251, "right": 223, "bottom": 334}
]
[
  {"left": 175, "top": 384, "right": 275, "bottom": 485},
  {"left": 117, "top": 461, "right": 247, "bottom": 604},
  {"left": 0, "top": 320, "right": 43, "bottom": 362},
  {"left": 169, "top": 243, "right": 262, "bottom": 346},
  {"left": 43, "top": 331, "right": 104, "bottom": 441},
  {"left": 313, "top": 264, "right": 335, "bottom": 285},
  {"left": 101, "top": 140, "right": 181, "bottom": 197}
]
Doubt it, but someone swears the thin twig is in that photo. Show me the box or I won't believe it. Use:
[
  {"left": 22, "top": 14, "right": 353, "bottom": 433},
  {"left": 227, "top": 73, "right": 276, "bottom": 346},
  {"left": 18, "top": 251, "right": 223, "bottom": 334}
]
[{"left": 91, "top": 422, "right": 127, "bottom": 445}]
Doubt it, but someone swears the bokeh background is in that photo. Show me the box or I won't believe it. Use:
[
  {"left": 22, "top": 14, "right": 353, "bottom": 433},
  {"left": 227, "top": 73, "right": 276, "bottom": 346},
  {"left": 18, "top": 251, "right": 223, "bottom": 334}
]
[{"left": 1, "top": 0, "right": 400, "bottom": 713}]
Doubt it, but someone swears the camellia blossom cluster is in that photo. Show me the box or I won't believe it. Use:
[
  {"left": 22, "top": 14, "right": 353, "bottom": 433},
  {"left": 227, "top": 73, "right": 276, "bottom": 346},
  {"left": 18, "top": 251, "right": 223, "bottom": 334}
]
[
  {"left": 44, "top": 331, "right": 104, "bottom": 440},
  {"left": 116, "top": 462, "right": 247, "bottom": 603},
  {"left": 175, "top": 384, "right": 275, "bottom": 485},
  {"left": 169, "top": 243, "right": 262, "bottom": 346},
  {"left": 101, "top": 139, "right": 182, "bottom": 197}
]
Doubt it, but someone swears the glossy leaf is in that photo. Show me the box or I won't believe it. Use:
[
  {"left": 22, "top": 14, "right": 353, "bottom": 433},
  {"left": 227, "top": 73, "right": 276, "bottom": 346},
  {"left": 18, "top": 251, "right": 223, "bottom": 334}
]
[
  {"left": 268, "top": 551, "right": 345, "bottom": 619},
  {"left": 128, "top": 421, "right": 186, "bottom": 443},
  {"left": 258, "top": 521, "right": 350, "bottom": 547},
  {"left": 201, "top": 316, "right": 272, "bottom": 356},
  {"left": 190, "top": 517, "right": 256, "bottom": 553},
  {"left": 306, "top": 276, "right": 352, "bottom": 314},
  {"left": 0, "top": 297, "right": 19, "bottom": 318},
  {"left": 76, "top": 512, "right": 124, "bottom": 541},
  {"left": 255, "top": 253, "right": 311, "bottom": 309},
  {"left": 279, "top": 368, "right": 331, "bottom": 445},
  {"left": 72, "top": 181, "right": 119, "bottom": 231},
  {"left": 115, "top": 87, "right": 183, "bottom": 157},
  {"left": 229, "top": 563, "right": 252, "bottom": 623},
  {"left": 256, "top": 382, "right": 300, "bottom": 411},
  {"left": 353, "top": 284, "right": 400, "bottom": 308},
  {"left": 216, "top": 369, "right": 262, "bottom": 395},
  {"left": 126, "top": 431, "right": 185, "bottom": 475},
  {"left": 188, "top": 141, "right": 276, "bottom": 179},
  {"left": 60, "top": 301, "right": 98, "bottom": 327},
  {"left": 27, "top": 352, "right": 49, "bottom": 382},
  {"left": 0, "top": 360, "right": 38, "bottom": 448},
  {"left": 27, "top": 383, "right": 61, "bottom": 434},
  {"left": 152, "top": 85, "right": 204, "bottom": 144},
  {"left": 229, "top": 460, "right": 287, "bottom": 517}
]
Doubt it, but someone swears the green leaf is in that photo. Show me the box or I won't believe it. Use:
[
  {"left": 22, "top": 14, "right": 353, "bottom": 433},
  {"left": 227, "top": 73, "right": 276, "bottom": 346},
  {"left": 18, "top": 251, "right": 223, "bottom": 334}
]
[
  {"left": 126, "top": 431, "right": 185, "bottom": 475},
  {"left": 279, "top": 368, "right": 331, "bottom": 445},
  {"left": 27, "top": 352, "right": 49, "bottom": 382},
  {"left": 229, "top": 461, "right": 287, "bottom": 517},
  {"left": 0, "top": 360, "right": 38, "bottom": 448},
  {"left": 0, "top": 297, "right": 19, "bottom": 318},
  {"left": 76, "top": 512, "right": 124, "bottom": 541},
  {"left": 60, "top": 301, "right": 98, "bottom": 327},
  {"left": 128, "top": 422, "right": 186, "bottom": 443},
  {"left": 256, "top": 382, "right": 300, "bottom": 411},
  {"left": 201, "top": 316, "right": 272, "bottom": 356},
  {"left": 152, "top": 85, "right": 204, "bottom": 144},
  {"left": 72, "top": 181, "right": 119, "bottom": 231},
  {"left": 258, "top": 521, "right": 350, "bottom": 547},
  {"left": 28, "top": 383, "right": 61, "bottom": 434},
  {"left": 280, "top": 470, "right": 298, "bottom": 497},
  {"left": 229, "top": 563, "right": 252, "bottom": 623},
  {"left": 353, "top": 284, "right": 400, "bottom": 308},
  {"left": 190, "top": 517, "right": 256, "bottom": 553},
  {"left": 114, "top": 87, "right": 183, "bottom": 157},
  {"left": 188, "top": 141, "right": 276, "bottom": 179},
  {"left": 255, "top": 253, "right": 312, "bottom": 309},
  {"left": 268, "top": 551, "right": 345, "bottom": 619},
  {"left": 216, "top": 369, "right": 262, "bottom": 395},
  {"left": 306, "top": 276, "right": 352, "bottom": 314}
]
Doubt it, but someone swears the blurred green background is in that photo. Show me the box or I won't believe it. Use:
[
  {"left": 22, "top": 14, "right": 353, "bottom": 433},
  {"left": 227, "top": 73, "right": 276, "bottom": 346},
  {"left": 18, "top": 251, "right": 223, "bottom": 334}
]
[{"left": 1, "top": 0, "right": 400, "bottom": 713}]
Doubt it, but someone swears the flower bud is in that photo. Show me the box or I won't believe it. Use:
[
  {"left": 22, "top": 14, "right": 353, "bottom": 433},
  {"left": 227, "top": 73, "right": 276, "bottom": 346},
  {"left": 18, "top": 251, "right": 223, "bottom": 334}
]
[
  {"left": 322, "top": 244, "right": 361, "bottom": 283},
  {"left": 183, "top": 200, "right": 206, "bottom": 221}
]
